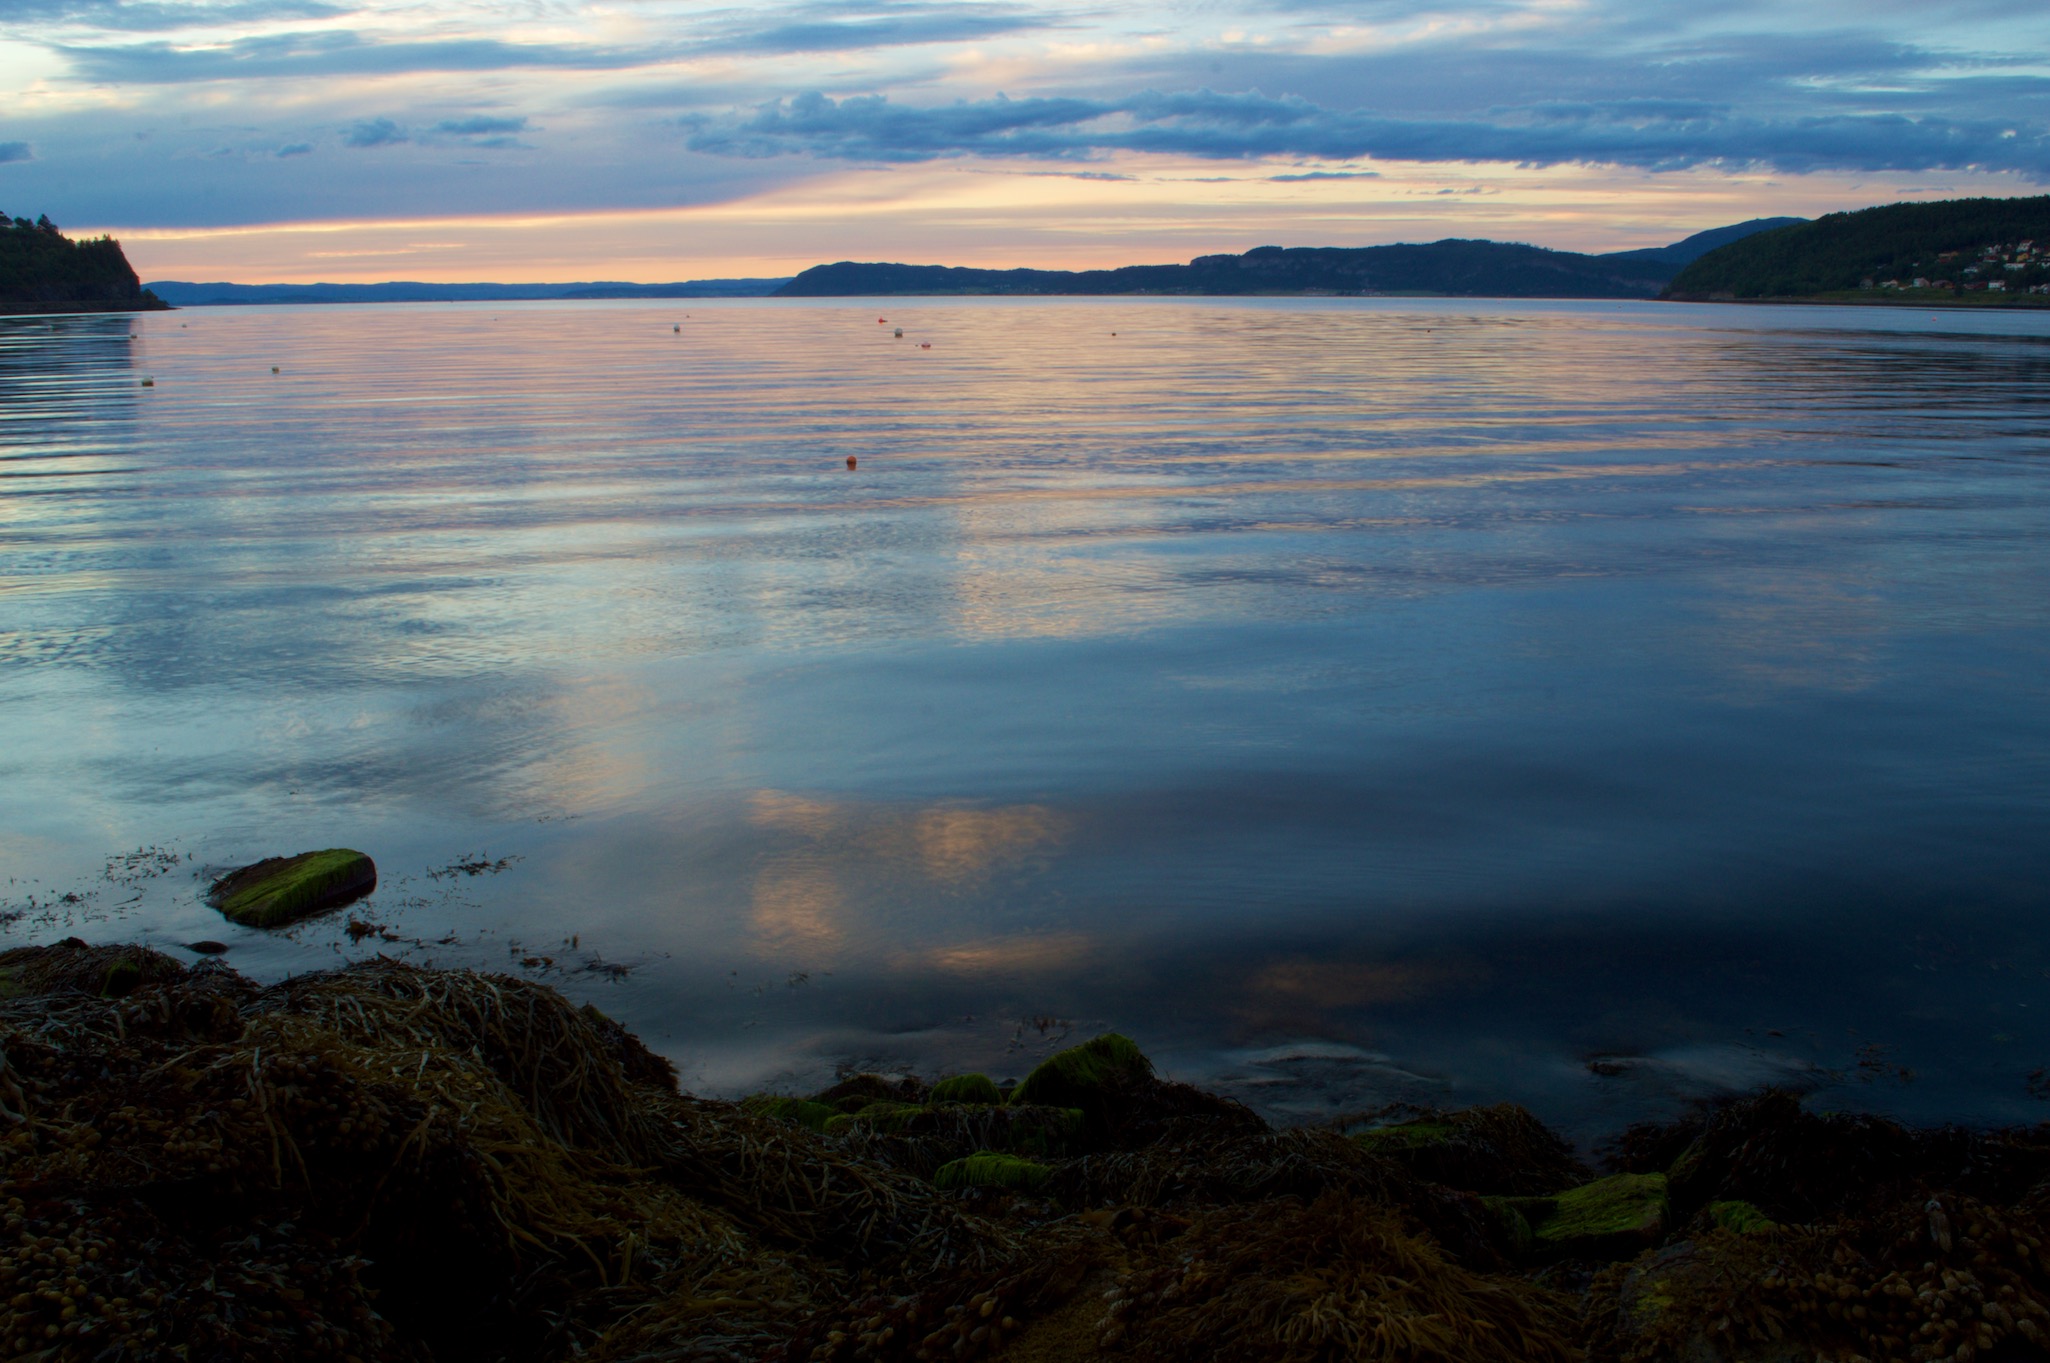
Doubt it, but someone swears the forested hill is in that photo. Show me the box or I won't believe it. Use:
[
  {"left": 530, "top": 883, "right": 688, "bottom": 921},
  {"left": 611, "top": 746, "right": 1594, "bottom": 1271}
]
[
  {"left": 0, "top": 214, "right": 168, "bottom": 314},
  {"left": 773, "top": 221, "right": 1801, "bottom": 298},
  {"left": 1665, "top": 196, "right": 2050, "bottom": 302}
]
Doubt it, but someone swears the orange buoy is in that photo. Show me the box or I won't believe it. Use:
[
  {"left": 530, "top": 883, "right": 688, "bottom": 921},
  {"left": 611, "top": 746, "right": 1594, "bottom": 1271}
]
[
  {"left": 846, "top": 456, "right": 857, "bottom": 469},
  {"left": 878, "top": 318, "right": 887, "bottom": 324}
]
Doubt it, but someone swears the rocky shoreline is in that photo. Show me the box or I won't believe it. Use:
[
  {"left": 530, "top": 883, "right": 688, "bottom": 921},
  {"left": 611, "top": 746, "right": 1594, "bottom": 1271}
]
[{"left": 3, "top": 939, "right": 2047, "bottom": 1362}]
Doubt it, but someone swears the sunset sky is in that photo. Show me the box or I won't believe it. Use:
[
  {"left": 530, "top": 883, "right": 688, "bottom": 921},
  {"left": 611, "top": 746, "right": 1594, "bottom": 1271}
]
[{"left": 3, "top": 0, "right": 2046, "bottom": 282}]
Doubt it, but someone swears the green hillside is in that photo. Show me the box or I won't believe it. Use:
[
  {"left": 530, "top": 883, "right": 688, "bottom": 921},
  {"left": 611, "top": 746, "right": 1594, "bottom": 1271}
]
[
  {"left": 1665, "top": 197, "right": 2050, "bottom": 303},
  {"left": 0, "top": 212, "right": 168, "bottom": 314}
]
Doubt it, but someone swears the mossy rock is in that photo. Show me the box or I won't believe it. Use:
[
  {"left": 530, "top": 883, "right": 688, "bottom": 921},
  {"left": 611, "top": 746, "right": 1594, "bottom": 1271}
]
[
  {"left": 1351, "top": 1121, "right": 1456, "bottom": 1153},
  {"left": 930, "top": 1073, "right": 1002, "bottom": 1105},
  {"left": 993, "top": 1105, "right": 1085, "bottom": 1157},
  {"left": 1478, "top": 1196, "right": 1537, "bottom": 1257},
  {"left": 101, "top": 958, "right": 143, "bottom": 998},
  {"left": 207, "top": 849, "right": 376, "bottom": 928},
  {"left": 1346, "top": 1104, "right": 1588, "bottom": 1195},
  {"left": 822, "top": 1100, "right": 926, "bottom": 1136},
  {"left": 811, "top": 1073, "right": 924, "bottom": 1113},
  {"left": 1009, "top": 1033, "right": 1152, "bottom": 1114},
  {"left": 932, "top": 1153, "right": 1050, "bottom": 1193},
  {"left": 1531, "top": 1173, "right": 1669, "bottom": 1258},
  {"left": 743, "top": 1096, "right": 841, "bottom": 1133},
  {"left": 1706, "top": 1200, "right": 1777, "bottom": 1235}
]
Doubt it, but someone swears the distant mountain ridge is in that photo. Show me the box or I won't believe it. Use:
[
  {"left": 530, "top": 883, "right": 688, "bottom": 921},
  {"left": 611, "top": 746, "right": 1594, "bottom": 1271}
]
[
  {"left": 145, "top": 278, "right": 791, "bottom": 306},
  {"left": 773, "top": 219, "right": 1805, "bottom": 299},
  {"left": 2, "top": 213, "right": 168, "bottom": 314},
  {"left": 1666, "top": 197, "right": 2050, "bottom": 302}
]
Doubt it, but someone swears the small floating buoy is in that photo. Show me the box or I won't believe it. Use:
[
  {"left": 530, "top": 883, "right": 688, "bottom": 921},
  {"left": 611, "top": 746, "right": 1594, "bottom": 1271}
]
[
  {"left": 140, "top": 377, "right": 154, "bottom": 387},
  {"left": 846, "top": 456, "right": 857, "bottom": 470},
  {"left": 271, "top": 366, "right": 279, "bottom": 373},
  {"left": 894, "top": 327, "right": 903, "bottom": 337},
  {"left": 919, "top": 343, "right": 931, "bottom": 349},
  {"left": 878, "top": 318, "right": 887, "bottom": 324},
  {"left": 674, "top": 325, "right": 680, "bottom": 332}
]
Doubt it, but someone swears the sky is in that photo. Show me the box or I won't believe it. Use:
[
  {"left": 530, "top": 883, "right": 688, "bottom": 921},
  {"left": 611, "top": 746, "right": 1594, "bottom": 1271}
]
[{"left": 2, "top": 0, "right": 2048, "bottom": 281}]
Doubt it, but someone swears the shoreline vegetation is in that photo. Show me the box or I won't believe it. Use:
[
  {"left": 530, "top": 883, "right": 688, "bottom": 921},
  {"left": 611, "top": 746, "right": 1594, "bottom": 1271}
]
[
  {"left": 0, "top": 215, "right": 167, "bottom": 316},
  {"left": 14, "top": 195, "right": 2046, "bottom": 316},
  {"left": 8, "top": 939, "right": 2050, "bottom": 1362},
  {"left": 1663, "top": 196, "right": 2050, "bottom": 307}
]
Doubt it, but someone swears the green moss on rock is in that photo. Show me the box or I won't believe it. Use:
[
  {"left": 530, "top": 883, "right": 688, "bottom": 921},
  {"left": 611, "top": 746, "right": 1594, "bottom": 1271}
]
[
  {"left": 1351, "top": 1121, "right": 1455, "bottom": 1153},
  {"left": 822, "top": 1100, "right": 926, "bottom": 1136},
  {"left": 1345, "top": 1104, "right": 1589, "bottom": 1195},
  {"left": 1532, "top": 1173, "right": 1669, "bottom": 1257},
  {"left": 1009, "top": 1033, "right": 1152, "bottom": 1113},
  {"left": 1479, "top": 1196, "right": 1537, "bottom": 1257},
  {"left": 100, "top": 958, "right": 142, "bottom": 998},
  {"left": 743, "top": 1096, "right": 841, "bottom": 1133},
  {"left": 207, "top": 849, "right": 376, "bottom": 929},
  {"left": 930, "top": 1073, "right": 1002, "bottom": 1105},
  {"left": 932, "top": 1153, "right": 1050, "bottom": 1193},
  {"left": 1707, "top": 1199, "right": 1777, "bottom": 1235}
]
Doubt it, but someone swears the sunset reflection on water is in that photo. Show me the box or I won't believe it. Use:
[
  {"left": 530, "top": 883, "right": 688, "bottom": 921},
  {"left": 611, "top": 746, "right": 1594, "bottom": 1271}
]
[{"left": 2, "top": 298, "right": 2047, "bottom": 1135}]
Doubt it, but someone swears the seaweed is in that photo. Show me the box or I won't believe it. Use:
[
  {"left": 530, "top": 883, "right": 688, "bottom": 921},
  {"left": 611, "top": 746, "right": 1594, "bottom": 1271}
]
[
  {"left": 16, "top": 940, "right": 2050, "bottom": 1363},
  {"left": 1101, "top": 1191, "right": 1579, "bottom": 1363}
]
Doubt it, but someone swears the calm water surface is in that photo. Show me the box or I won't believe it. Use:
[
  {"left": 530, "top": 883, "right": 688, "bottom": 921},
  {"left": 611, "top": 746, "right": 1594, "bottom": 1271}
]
[{"left": 3, "top": 297, "right": 2048, "bottom": 1140}]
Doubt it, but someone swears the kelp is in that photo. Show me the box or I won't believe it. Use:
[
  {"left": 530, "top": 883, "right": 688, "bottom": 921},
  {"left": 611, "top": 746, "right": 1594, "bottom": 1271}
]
[
  {"left": 15, "top": 942, "right": 2050, "bottom": 1363},
  {"left": 1101, "top": 1191, "right": 1579, "bottom": 1363}
]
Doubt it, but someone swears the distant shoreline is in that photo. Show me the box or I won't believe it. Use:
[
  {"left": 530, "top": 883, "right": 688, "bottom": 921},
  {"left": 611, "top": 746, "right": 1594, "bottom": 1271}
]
[
  {"left": 1670, "top": 292, "right": 2050, "bottom": 310},
  {"left": 0, "top": 299, "right": 171, "bottom": 316}
]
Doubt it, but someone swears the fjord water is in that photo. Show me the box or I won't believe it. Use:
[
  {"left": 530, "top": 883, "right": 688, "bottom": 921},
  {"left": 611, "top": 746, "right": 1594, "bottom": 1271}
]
[{"left": 4, "top": 298, "right": 2048, "bottom": 1137}]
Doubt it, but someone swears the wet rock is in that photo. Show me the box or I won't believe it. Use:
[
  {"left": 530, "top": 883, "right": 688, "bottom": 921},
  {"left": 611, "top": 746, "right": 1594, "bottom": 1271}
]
[
  {"left": 186, "top": 940, "right": 230, "bottom": 955},
  {"left": 207, "top": 848, "right": 376, "bottom": 928}
]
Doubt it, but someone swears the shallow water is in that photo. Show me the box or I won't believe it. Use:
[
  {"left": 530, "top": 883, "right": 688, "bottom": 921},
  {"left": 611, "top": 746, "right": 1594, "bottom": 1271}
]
[{"left": 3, "top": 296, "right": 2048, "bottom": 1139}]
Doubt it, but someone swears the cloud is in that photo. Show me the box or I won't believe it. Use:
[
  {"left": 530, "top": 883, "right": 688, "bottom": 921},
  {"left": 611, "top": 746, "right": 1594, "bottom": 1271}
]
[
  {"left": 1268, "top": 169, "right": 1381, "bottom": 180},
  {"left": 341, "top": 117, "right": 406, "bottom": 148},
  {"left": 685, "top": 87, "right": 2050, "bottom": 177},
  {"left": 696, "top": 3, "right": 1053, "bottom": 56},
  {"left": 275, "top": 141, "right": 312, "bottom": 156},
  {"left": 47, "top": 4, "right": 1053, "bottom": 84},
  {"left": 57, "top": 31, "right": 665, "bottom": 83},
  {"left": 432, "top": 116, "right": 529, "bottom": 136},
  {"left": 0, "top": 0, "right": 348, "bottom": 32},
  {"left": 0, "top": 143, "right": 33, "bottom": 164}
]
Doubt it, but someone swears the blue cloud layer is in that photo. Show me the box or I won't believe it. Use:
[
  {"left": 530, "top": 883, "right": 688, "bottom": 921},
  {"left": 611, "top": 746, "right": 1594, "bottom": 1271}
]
[
  {"left": 686, "top": 88, "right": 2050, "bottom": 176},
  {"left": 5, "top": 0, "right": 2047, "bottom": 233},
  {"left": 0, "top": 0, "right": 348, "bottom": 33}
]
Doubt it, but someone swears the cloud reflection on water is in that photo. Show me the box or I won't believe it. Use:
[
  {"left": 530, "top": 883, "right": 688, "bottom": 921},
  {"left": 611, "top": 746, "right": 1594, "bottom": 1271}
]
[{"left": 3, "top": 300, "right": 2049, "bottom": 1136}]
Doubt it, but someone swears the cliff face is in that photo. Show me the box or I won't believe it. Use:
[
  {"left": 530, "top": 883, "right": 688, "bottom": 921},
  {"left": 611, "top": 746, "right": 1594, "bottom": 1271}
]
[{"left": 0, "top": 214, "right": 170, "bottom": 314}]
